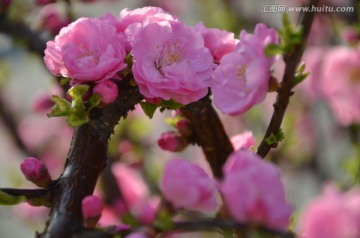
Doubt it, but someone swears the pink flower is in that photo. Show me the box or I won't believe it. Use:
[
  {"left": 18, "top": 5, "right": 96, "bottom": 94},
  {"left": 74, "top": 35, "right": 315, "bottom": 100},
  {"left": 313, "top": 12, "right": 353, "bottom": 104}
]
[
  {"left": 221, "top": 150, "right": 293, "bottom": 230},
  {"left": 195, "top": 22, "right": 238, "bottom": 62},
  {"left": 211, "top": 23, "right": 279, "bottom": 115},
  {"left": 44, "top": 17, "right": 127, "bottom": 83},
  {"left": 93, "top": 80, "right": 118, "bottom": 104},
  {"left": 160, "top": 158, "right": 220, "bottom": 213},
  {"left": 132, "top": 21, "right": 214, "bottom": 105},
  {"left": 20, "top": 157, "right": 52, "bottom": 188},
  {"left": 38, "top": 5, "right": 70, "bottom": 35},
  {"left": 82, "top": 195, "right": 103, "bottom": 228},
  {"left": 230, "top": 131, "right": 256, "bottom": 150},
  {"left": 320, "top": 46, "right": 360, "bottom": 126},
  {"left": 299, "top": 185, "right": 360, "bottom": 238},
  {"left": 157, "top": 131, "right": 189, "bottom": 152}
]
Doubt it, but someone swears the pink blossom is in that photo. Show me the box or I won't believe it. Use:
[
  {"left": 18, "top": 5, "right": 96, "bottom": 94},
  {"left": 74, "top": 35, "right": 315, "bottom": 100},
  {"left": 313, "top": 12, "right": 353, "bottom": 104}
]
[
  {"left": 93, "top": 80, "right": 118, "bottom": 104},
  {"left": 44, "top": 17, "right": 127, "bottom": 83},
  {"left": 221, "top": 150, "right": 293, "bottom": 230},
  {"left": 157, "top": 131, "right": 188, "bottom": 152},
  {"left": 196, "top": 22, "right": 238, "bottom": 62},
  {"left": 20, "top": 157, "right": 52, "bottom": 188},
  {"left": 82, "top": 195, "right": 103, "bottom": 228},
  {"left": 299, "top": 185, "right": 360, "bottom": 238},
  {"left": 320, "top": 46, "right": 360, "bottom": 125},
  {"left": 125, "top": 232, "right": 148, "bottom": 238},
  {"left": 160, "top": 158, "right": 220, "bottom": 213},
  {"left": 230, "top": 131, "right": 256, "bottom": 150},
  {"left": 341, "top": 27, "right": 360, "bottom": 44},
  {"left": 38, "top": 5, "right": 70, "bottom": 35},
  {"left": 211, "top": 23, "right": 279, "bottom": 115},
  {"left": 132, "top": 21, "right": 214, "bottom": 105}
]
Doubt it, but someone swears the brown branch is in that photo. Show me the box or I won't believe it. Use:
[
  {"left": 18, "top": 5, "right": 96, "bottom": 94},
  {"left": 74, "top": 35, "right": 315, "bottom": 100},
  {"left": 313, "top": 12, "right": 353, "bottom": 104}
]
[
  {"left": 170, "top": 219, "right": 295, "bottom": 238},
  {"left": 0, "top": 188, "right": 51, "bottom": 204},
  {"left": 257, "top": 0, "right": 320, "bottom": 158},
  {"left": 38, "top": 77, "right": 143, "bottom": 238},
  {"left": 180, "top": 96, "right": 234, "bottom": 178}
]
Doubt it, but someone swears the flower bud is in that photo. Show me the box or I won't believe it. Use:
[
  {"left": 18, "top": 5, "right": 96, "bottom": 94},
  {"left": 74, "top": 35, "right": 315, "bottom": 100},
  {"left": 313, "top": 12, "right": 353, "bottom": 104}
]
[
  {"left": 20, "top": 157, "right": 51, "bottom": 188},
  {"left": 157, "top": 132, "right": 189, "bottom": 152},
  {"left": 93, "top": 80, "right": 118, "bottom": 104},
  {"left": 82, "top": 195, "right": 103, "bottom": 229}
]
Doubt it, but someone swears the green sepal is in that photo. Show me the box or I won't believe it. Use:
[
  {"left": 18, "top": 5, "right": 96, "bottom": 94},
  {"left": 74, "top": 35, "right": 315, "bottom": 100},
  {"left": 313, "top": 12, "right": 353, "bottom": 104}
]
[
  {"left": 140, "top": 101, "right": 158, "bottom": 119},
  {"left": 265, "top": 129, "right": 285, "bottom": 145},
  {"left": 0, "top": 190, "right": 25, "bottom": 206}
]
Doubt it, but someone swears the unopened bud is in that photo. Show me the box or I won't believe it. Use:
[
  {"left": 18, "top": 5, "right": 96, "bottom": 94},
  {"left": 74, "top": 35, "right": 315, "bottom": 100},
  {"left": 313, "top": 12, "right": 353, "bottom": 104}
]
[
  {"left": 157, "top": 132, "right": 189, "bottom": 152},
  {"left": 82, "top": 195, "right": 103, "bottom": 229},
  {"left": 20, "top": 157, "right": 51, "bottom": 188}
]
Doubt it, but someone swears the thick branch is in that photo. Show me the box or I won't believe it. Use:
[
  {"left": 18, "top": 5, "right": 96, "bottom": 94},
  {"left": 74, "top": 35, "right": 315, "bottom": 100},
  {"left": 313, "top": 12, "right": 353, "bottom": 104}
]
[
  {"left": 171, "top": 219, "right": 294, "bottom": 238},
  {"left": 39, "top": 78, "right": 143, "bottom": 238},
  {"left": 257, "top": 0, "right": 319, "bottom": 158},
  {"left": 180, "top": 96, "right": 234, "bottom": 178}
]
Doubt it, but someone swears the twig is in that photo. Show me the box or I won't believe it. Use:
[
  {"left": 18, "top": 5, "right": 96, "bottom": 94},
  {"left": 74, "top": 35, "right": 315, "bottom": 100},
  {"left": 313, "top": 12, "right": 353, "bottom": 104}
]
[
  {"left": 180, "top": 96, "right": 234, "bottom": 178},
  {"left": 0, "top": 188, "right": 51, "bottom": 202},
  {"left": 257, "top": 0, "right": 320, "bottom": 158}
]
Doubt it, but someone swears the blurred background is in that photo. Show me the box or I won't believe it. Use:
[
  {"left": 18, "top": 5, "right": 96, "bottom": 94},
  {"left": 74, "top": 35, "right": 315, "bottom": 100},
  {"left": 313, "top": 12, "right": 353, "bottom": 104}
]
[{"left": 0, "top": 0, "right": 359, "bottom": 237}]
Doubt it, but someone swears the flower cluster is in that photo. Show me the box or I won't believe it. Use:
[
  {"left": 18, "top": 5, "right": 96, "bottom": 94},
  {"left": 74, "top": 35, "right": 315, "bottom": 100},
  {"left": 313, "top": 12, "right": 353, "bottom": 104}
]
[
  {"left": 159, "top": 150, "right": 293, "bottom": 230},
  {"left": 44, "top": 6, "right": 278, "bottom": 114}
]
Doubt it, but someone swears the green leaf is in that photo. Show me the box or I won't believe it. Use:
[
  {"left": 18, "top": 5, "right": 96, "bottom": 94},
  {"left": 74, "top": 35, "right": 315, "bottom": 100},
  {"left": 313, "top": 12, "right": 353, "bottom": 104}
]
[
  {"left": 265, "top": 44, "right": 283, "bottom": 57},
  {"left": 87, "top": 94, "right": 101, "bottom": 110},
  {"left": 279, "top": 13, "right": 303, "bottom": 55},
  {"left": 140, "top": 101, "right": 158, "bottom": 119},
  {"left": 265, "top": 129, "right": 285, "bottom": 145},
  {"left": 0, "top": 190, "right": 25, "bottom": 205},
  {"left": 59, "top": 77, "right": 70, "bottom": 86},
  {"left": 159, "top": 99, "right": 184, "bottom": 110},
  {"left": 68, "top": 85, "right": 89, "bottom": 99},
  {"left": 153, "top": 210, "right": 174, "bottom": 231},
  {"left": 48, "top": 95, "right": 71, "bottom": 117},
  {"left": 293, "top": 63, "right": 310, "bottom": 87}
]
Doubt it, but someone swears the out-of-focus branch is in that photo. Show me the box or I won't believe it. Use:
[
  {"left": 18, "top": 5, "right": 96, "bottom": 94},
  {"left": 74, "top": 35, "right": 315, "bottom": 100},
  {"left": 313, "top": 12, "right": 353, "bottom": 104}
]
[
  {"left": 257, "top": 0, "right": 320, "bottom": 158},
  {"left": 171, "top": 219, "right": 295, "bottom": 238},
  {"left": 38, "top": 77, "right": 143, "bottom": 238},
  {"left": 0, "top": 188, "right": 51, "bottom": 203},
  {"left": 180, "top": 96, "right": 234, "bottom": 178},
  {"left": 0, "top": 13, "right": 46, "bottom": 57}
]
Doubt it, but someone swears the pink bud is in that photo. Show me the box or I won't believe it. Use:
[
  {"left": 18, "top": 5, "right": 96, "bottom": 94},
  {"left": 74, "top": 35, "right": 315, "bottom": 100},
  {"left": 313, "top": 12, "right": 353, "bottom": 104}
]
[
  {"left": 20, "top": 157, "right": 51, "bottom": 188},
  {"left": 341, "top": 27, "right": 360, "bottom": 44},
  {"left": 93, "top": 80, "right": 118, "bottom": 104},
  {"left": 81, "top": 195, "right": 103, "bottom": 229},
  {"left": 31, "top": 92, "right": 54, "bottom": 113},
  {"left": 176, "top": 119, "right": 192, "bottom": 136},
  {"left": 157, "top": 132, "right": 189, "bottom": 152},
  {"left": 160, "top": 158, "right": 220, "bottom": 213}
]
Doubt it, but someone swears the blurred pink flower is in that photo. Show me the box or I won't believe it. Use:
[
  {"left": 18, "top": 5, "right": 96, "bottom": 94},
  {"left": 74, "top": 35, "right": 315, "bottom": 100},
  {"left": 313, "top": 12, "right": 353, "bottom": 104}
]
[
  {"left": 111, "top": 163, "right": 159, "bottom": 224},
  {"left": 341, "top": 27, "right": 360, "bottom": 44},
  {"left": 82, "top": 195, "right": 103, "bottom": 228},
  {"left": 211, "top": 23, "right": 278, "bottom": 115},
  {"left": 160, "top": 158, "right": 220, "bottom": 213},
  {"left": 221, "top": 150, "right": 293, "bottom": 230},
  {"left": 230, "top": 131, "right": 256, "bottom": 150},
  {"left": 38, "top": 4, "right": 70, "bottom": 35},
  {"left": 132, "top": 21, "right": 214, "bottom": 105},
  {"left": 299, "top": 185, "right": 360, "bottom": 238},
  {"left": 195, "top": 22, "right": 238, "bottom": 62},
  {"left": 20, "top": 157, "right": 52, "bottom": 188},
  {"left": 44, "top": 17, "right": 127, "bottom": 83},
  {"left": 93, "top": 80, "right": 118, "bottom": 104},
  {"left": 320, "top": 46, "right": 360, "bottom": 125}
]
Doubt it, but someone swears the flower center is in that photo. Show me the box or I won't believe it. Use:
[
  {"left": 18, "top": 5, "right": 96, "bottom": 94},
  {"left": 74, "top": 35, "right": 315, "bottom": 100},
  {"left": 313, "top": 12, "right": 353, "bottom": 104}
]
[{"left": 155, "top": 41, "right": 182, "bottom": 74}]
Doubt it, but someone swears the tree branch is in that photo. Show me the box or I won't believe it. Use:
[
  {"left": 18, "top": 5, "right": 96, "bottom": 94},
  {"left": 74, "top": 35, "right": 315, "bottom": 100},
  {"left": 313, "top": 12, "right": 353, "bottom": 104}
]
[
  {"left": 38, "top": 77, "right": 143, "bottom": 238},
  {"left": 180, "top": 96, "right": 234, "bottom": 178},
  {"left": 257, "top": 0, "right": 320, "bottom": 158}
]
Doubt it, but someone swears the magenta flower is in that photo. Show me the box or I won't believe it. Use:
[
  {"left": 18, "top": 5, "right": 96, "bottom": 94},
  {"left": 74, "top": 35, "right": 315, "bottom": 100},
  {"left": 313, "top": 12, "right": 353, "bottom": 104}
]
[
  {"left": 230, "top": 131, "right": 256, "bottom": 150},
  {"left": 221, "top": 150, "right": 293, "bottom": 230},
  {"left": 299, "top": 185, "right": 360, "bottom": 238},
  {"left": 320, "top": 46, "right": 360, "bottom": 126},
  {"left": 93, "top": 80, "right": 118, "bottom": 104},
  {"left": 211, "top": 23, "right": 278, "bottom": 115},
  {"left": 132, "top": 21, "right": 214, "bottom": 105},
  {"left": 196, "top": 22, "right": 238, "bottom": 62},
  {"left": 81, "top": 195, "right": 103, "bottom": 228},
  {"left": 20, "top": 157, "right": 52, "bottom": 188},
  {"left": 160, "top": 158, "right": 220, "bottom": 213},
  {"left": 44, "top": 17, "right": 127, "bottom": 83}
]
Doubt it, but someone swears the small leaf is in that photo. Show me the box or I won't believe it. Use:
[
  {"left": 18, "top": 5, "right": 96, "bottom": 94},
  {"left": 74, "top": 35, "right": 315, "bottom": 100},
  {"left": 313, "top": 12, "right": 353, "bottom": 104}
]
[
  {"left": 0, "top": 190, "right": 25, "bottom": 205},
  {"left": 68, "top": 85, "right": 89, "bottom": 99},
  {"left": 48, "top": 95, "right": 71, "bottom": 117},
  {"left": 140, "top": 101, "right": 158, "bottom": 119},
  {"left": 153, "top": 210, "right": 174, "bottom": 231},
  {"left": 265, "top": 129, "right": 285, "bottom": 145},
  {"left": 87, "top": 94, "right": 101, "bottom": 110},
  {"left": 67, "top": 112, "right": 89, "bottom": 127},
  {"left": 265, "top": 44, "right": 283, "bottom": 57},
  {"left": 159, "top": 99, "right": 184, "bottom": 110},
  {"left": 59, "top": 77, "right": 70, "bottom": 86}
]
